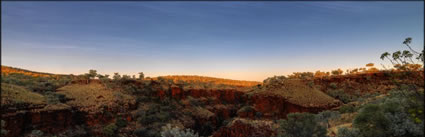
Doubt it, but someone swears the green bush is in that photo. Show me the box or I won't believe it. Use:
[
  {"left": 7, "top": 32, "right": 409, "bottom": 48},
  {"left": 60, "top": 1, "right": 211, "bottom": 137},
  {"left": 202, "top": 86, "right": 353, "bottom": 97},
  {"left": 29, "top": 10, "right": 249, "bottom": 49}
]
[
  {"left": 327, "top": 89, "right": 356, "bottom": 104},
  {"left": 255, "top": 112, "right": 263, "bottom": 118},
  {"left": 336, "top": 127, "right": 360, "bottom": 137},
  {"left": 160, "top": 124, "right": 200, "bottom": 137},
  {"left": 353, "top": 104, "right": 389, "bottom": 137},
  {"left": 30, "top": 130, "right": 44, "bottom": 137},
  {"left": 134, "top": 128, "right": 148, "bottom": 137},
  {"left": 329, "top": 83, "right": 338, "bottom": 89},
  {"left": 103, "top": 123, "right": 118, "bottom": 137},
  {"left": 187, "top": 96, "right": 203, "bottom": 106},
  {"left": 352, "top": 95, "right": 424, "bottom": 137},
  {"left": 134, "top": 128, "right": 160, "bottom": 137},
  {"left": 276, "top": 113, "right": 327, "bottom": 137},
  {"left": 139, "top": 115, "right": 158, "bottom": 125},
  {"left": 136, "top": 96, "right": 150, "bottom": 103},
  {"left": 116, "top": 117, "right": 127, "bottom": 128},
  {"left": 44, "top": 91, "right": 67, "bottom": 104},
  {"left": 157, "top": 112, "right": 171, "bottom": 122},
  {"left": 237, "top": 106, "right": 255, "bottom": 114},
  {"left": 1, "top": 120, "right": 8, "bottom": 136},
  {"left": 316, "top": 110, "right": 340, "bottom": 128},
  {"left": 338, "top": 104, "right": 356, "bottom": 114}
]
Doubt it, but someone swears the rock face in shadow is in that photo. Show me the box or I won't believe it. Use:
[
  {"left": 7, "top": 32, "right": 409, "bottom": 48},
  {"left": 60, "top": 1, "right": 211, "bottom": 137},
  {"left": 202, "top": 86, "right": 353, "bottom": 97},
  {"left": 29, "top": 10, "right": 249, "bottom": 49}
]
[
  {"left": 212, "top": 119, "right": 276, "bottom": 137},
  {"left": 2, "top": 106, "right": 136, "bottom": 137},
  {"left": 314, "top": 71, "right": 424, "bottom": 94},
  {"left": 249, "top": 94, "right": 340, "bottom": 119},
  {"left": 164, "top": 87, "right": 248, "bottom": 104},
  {"left": 2, "top": 107, "right": 76, "bottom": 137}
]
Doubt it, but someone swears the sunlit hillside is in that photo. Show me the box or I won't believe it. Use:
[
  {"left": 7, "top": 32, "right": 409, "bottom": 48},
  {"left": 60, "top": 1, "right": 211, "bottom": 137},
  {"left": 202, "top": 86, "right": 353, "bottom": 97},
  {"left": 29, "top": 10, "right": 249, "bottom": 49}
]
[
  {"left": 150, "top": 75, "right": 262, "bottom": 87},
  {"left": 1, "top": 65, "right": 63, "bottom": 78}
]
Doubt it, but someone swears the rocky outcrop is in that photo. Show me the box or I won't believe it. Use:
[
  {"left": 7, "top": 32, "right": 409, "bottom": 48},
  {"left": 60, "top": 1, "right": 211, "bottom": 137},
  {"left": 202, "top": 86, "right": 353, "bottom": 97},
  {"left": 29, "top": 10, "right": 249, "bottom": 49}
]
[
  {"left": 2, "top": 107, "right": 76, "bottom": 137},
  {"left": 212, "top": 119, "right": 276, "bottom": 137},
  {"left": 249, "top": 94, "right": 340, "bottom": 119},
  {"left": 157, "top": 87, "right": 248, "bottom": 104},
  {"left": 2, "top": 102, "right": 136, "bottom": 137},
  {"left": 313, "top": 71, "right": 424, "bottom": 94}
]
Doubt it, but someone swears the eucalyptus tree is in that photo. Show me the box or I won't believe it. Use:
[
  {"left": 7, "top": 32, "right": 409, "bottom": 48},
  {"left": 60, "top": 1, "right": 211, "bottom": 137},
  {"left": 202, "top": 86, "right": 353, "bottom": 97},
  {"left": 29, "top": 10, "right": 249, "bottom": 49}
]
[
  {"left": 380, "top": 52, "right": 395, "bottom": 65},
  {"left": 88, "top": 69, "right": 97, "bottom": 79},
  {"left": 381, "top": 37, "right": 424, "bottom": 68},
  {"left": 403, "top": 37, "right": 419, "bottom": 54},
  {"left": 392, "top": 51, "right": 402, "bottom": 64},
  {"left": 139, "top": 72, "right": 145, "bottom": 80},
  {"left": 402, "top": 50, "right": 414, "bottom": 64},
  {"left": 113, "top": 73, "right": 121, "bottom": 81}
]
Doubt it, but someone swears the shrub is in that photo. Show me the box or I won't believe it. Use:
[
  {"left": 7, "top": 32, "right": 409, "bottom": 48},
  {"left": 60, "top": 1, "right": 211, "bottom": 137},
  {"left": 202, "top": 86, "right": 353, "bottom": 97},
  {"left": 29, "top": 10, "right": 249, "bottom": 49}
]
[
  {"left": 1, "top": 120, "right": 8, "bottom": 136},
  {"left": 237, "top": 106, "right": 255, "bottom": 114},
  {"left": 157, "top": 112, "right": 171, "bottom": 122},
  {"left": 255, "top": 112, "right": 263, "bottom": 118},
  {"left": 134, "top": 127, "right": 160, "bottom": 137},
  {"left": 326, "top": 89, "right": 356, "bottom": 104},
  {"left": 139, "top": 115, "right": 158, "bottom": 125},
  {"left": 316, "top": 110, "right": 340, "bottom": 128},
  {"left": 276, "top": 113, "right": 327, "bottom": 137},
  {"left": 338, "top": 104, "right": 356, "bottom": 114},
  {"left": 116, "top": 117, "right": 127, "bottom": 128},
  {"left": 353, "top": 104, "right": 389, "bottom": 137},
  {"left": 381, "top": 97, "right": 424, "bottom": 137},
  {"left": 137, "top": 96, "right": 150, "bottom": 103},
  {"left": 44, "top": 91, "right": 67, "bottom": 104},
  {"left": 29, "top": 130, "right": 44, "bottom": 137},
  {"left": 103, "top": 123, "right": 118, "bottom": 137},
  {"left": 134, "top": 128, "right": 148, "bottom": 137},
  {"left": 329, "top": 83, "right": 338, "bottom": 89},
  {"left": 160, "top": 124, "right": 200, "bottom": 137},
  {"left": 336, "top": 127, "right": 360, "bottom": 137},
  {"left": 54, "top": 125, "right": 88, "bottom": 137},
  {"left": 187, "top": 96, "right": 202, "bottom": 106},
  {"left": 352, "top": 93, "right": 425, "bottom": 137}
]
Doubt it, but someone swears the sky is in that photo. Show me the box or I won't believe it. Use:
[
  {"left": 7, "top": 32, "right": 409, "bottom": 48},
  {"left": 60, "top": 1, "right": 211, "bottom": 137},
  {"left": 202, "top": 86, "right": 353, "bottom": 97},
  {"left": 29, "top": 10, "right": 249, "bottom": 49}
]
[{"left": 1, "top": 2, "right": 424, "bottom": 81}]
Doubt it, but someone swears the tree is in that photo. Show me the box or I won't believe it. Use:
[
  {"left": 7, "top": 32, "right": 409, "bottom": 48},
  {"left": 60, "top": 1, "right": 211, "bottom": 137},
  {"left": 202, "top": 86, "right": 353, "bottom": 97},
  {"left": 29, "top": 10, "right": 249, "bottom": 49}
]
[
  {"left": 403, "top": 37, "right": 420, "bottom": 54},
  {"left": 381, "top": 37, "right": 424, "bottom": 69},
  {"left": 139, "top": 72, "right": 145, "bottom": 80},
  {"left": 276, "top": 113, "right": 328, "bottom": 137},
  {"left": 392, "top": 51, "right": 402, "bottom": 64},
  {"left": 331, "top": 69, "right": 343, "bottom": 76},
  {"left": 402, "top": 50, "right": 415, "bottom": 64},
  {"left": 113, "top": 73, "right": 121, "bottom": 80},
  {"left": 380, "top": 52, "right": 390, "bottom": 62},
  {"left": 316, "top": 111, "right": 340, "bottom": 129},
  {"left": 96, "top": 74, "right": 104, "bottom": 79},
  {"left": 353, "top": 104, "right": 389, "bottom": 137},
  {"left": 365, "top": 63, "right": 374, "bottom": 67},
  {"left": 88, "top": 69, "right": 97, "bottom": 79},
  {"left": 314, "top": 71, "right": 329, "bottom": 78}
]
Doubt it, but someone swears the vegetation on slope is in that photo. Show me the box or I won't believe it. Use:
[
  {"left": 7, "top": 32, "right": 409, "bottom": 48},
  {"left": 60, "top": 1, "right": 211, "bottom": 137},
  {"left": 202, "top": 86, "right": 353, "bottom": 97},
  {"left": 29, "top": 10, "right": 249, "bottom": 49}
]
[
  {"left": 1, "top": 72, "right": 72, "bottom": 93},
  {"left": 1, "top": 66, "right": 57, "bottom": 77},
  {"left": 1, "top": 83, "right": 46, "bottom": 106},
  {"left": 251, "top": 78, "right": 340, "bottom": 108},
  {"left": 151, "top": 75, "right": 261, "bottom": 87},
  {"left": 56, "top": 83, "right": 135, "bottom": 112}
]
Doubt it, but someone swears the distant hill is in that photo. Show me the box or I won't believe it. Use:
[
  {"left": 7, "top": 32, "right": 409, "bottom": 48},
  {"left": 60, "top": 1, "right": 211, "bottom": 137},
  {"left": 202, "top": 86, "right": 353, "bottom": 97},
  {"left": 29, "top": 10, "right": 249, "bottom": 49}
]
[
  {"left": 1, "top": 65, "right": 60, "bottom": 77},
  {"left": 151, "top": 75, "right": 262, "bottom": 87},
  {"left": 1, "top": 65, "right": 261, "bottom": 87}
]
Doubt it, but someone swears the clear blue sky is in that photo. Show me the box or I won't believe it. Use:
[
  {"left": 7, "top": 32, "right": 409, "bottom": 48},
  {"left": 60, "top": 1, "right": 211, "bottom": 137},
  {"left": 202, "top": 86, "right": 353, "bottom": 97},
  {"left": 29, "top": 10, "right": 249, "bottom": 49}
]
[{"left": 2, "top": 2, "right": 423, "bottom": 81}]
